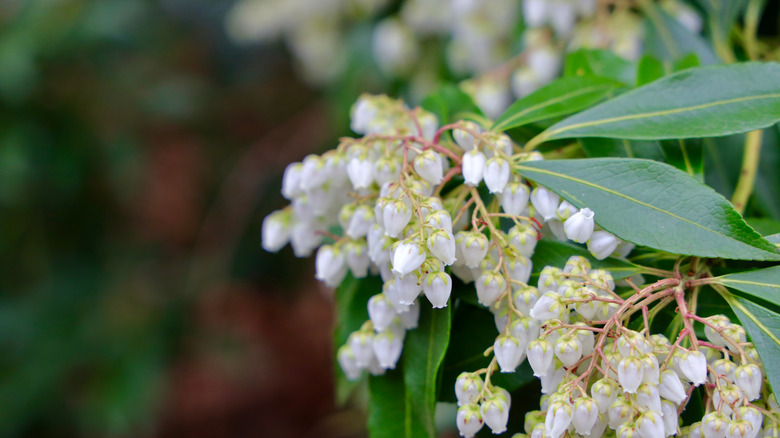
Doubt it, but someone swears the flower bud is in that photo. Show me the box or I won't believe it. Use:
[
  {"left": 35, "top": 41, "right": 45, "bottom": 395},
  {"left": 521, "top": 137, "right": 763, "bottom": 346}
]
[
  {"left": 737, "top": 406, "right": 763, "bottom": 438},
  {"left": 422, "top": 271, "right": 452, "bottom": 308},
  {"left": 545, "top": 401, "right": 573, "bottom": 438},
  {"left": 261, "top": 210, "right": 292, "bottom": 252},
  {"left": 690, "top": 422, "right": 704, "bottom": 438},
  {"left": 510, "top": 316, "right": 539, "bottom": 347},
  {"left": 523, "top": 0, "right": 549, "bottom": 27},
  {"left": 728, "top": 420, "right": 755, "bottom": 438},
  {"left": 661, "top": 400, "right": 678, "bottom": 436},
  {"left": 573, "top": 397, "right": 600, "bottom": 436},
  {"left": 495, "top": 335, "right": 525, "bottom": 373},
  {"left": 659, "top": 369, "right": 687, "bottom": 404},
  {"left": 636, "top": 411, "right": 665, "bottom": 438},
  {"left": 315, "top": 245, "right": 348, "bottom": 287},
  {"left": 531, "top": 423, "right": 546, "bottom": 438},
  {"left": 618, "top": 356, "right": 644, "bottom": 393},
  {"left": 636, "top": 382, "right": 662, "bottom": 413},
  {"left": 391, "top": 242, "right": 425, "bottom": 281},
  {"left": 345, "top": 240, "right": 370, "bottom": 278},
  {"left": 588, "top": 230, "right": 620, "bottom": 260},
  {"left": 713, "top": 384, "right": 741, "bottom": 416},
  {"left": 455, "top": 372, "right": 483, "bottom": 406},
  {"left": 347, "top": 155, "right": 375, "bottom": 190},
  {"left": 679, "top": 350, "right": 708, "bottom": 386},
  {"left": 509, "top": 222, "right": 538, "bottom": 256},
  {"left": 591, "top": 378, "right": 619, "bottom": 413},
  {"left": 383, "top": 199, "right": 412, "bottom": 238},
  {"left": 374, "top": 155, "right": 401, "bottom": 185},
  {"left": 453, "top": 121, "right": 481, "bottom": 151},
  {"left": 281, "top": 162, "right": 303, "bottom": 199},
  {"left": 530, "top": 292, "right": 564, "bottom": 321},
  {"left": 537, "top": 266, "right": 563, "bottom": 293},
  {"left": 456, "top": 403, "right": 484, "bottom": 437},
  {"left": 507, "top": 255, "right": 533, "bottom": 284},
  {"left": 462, "top": 149, "right": 486, "bottom": 187},
  {"left": 368, "top": 293, "right": 396, "bottom": 332},
  {"left": 513, "top": 285, "right": 539, "bottom": 315},
  {"left": 554, "top": 334, "right": 583, "bottom": 367},
  {"left": 704, "top": 315, "right": 730, "bottom": 347},
  {"left": 394, "top": 272, "right": 422, "bottom": 305},
  {"left": 499, "top": 181, "right": 531, "bottom": 216},
  {"left": 373, "top": 330, "right": 404, "bottom": 369},
  {"left": 735, "top": 364, "right": 762, "bottom": 401},
  {"left": 337, "top": 345, "right": 363, "bottom": 380},
  {"left": 456, "top": 231, "right": 489, "bottom": 268},
  {"left": 564, "top": 208, "right": 596, "bottom": 243},
  {"left": 528, "top": 338, "right": 554, "bottom": 377},
  {"left": 703, "top": 412, "right": 730, "bottom": 438},
  {"left": 348, "top": 329, "right": 375, "bottom": 367},
  {"left": 412, "top": 150, "right": 444, "bottom": 185},
  {"left": 482, "top": 394, "right": 510, "bottom": 434},
  {"left": 609, "top": 396, "right": 633, "bottom": 429},
  {"left": 427, "top": 229, "right": 457, "bottom": 265},
  {"left": 589, "top": 269, "right": 616, "bottom": 291},
  {"left": 484, "top": 157, "right": 511, "bottom": 194},
  {"left": 476, "top": 271, "right": 506, "bottom": 307},
  {"left": 530, "top": 186, "right": 560, "bottom": 221},
  {"left": 425, "top": 209, "right": 453, "bottom": 233}
]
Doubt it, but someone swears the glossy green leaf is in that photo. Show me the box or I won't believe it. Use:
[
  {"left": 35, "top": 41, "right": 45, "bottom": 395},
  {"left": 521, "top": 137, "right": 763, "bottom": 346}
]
[
  {"left": 531, "top": 239, "right": 642, "bottom": 280},
  {"left": 515, "top": 158, "right": 780, "bottom": 261},
  {"left": 642, "top": 3, "right": 719, "bottom": 65},
  {"left": 661, "top": 139, "right": 704, "bottom": 183},
  {"left": 636, "top": 56, "right": 665, "bottom": 86},
  {"left": 580, "top": 138, "right": 666, "bottom": 161},
  {"left": 537, "top": 63, "right": 780, "bottom": 142},
  {"left": 717, "top": 265, "right": 780, "bottom": 305},
  {"left": 369, "top": 370, "right": 418, "bottom": 438},
  {"left": 492, "top": 76, "right": 621, "bottom": 132},
  {"left": 726, "top": 295, "right": 780, "bottom": 394},
  {"left": 403, "top": 304, "right": 451, "bottom": 438},
  {"left": 564, "top": 49, "right": 637, "bottom": 86},
  {"left": 422, "top": 84, "right": 483, "bottom": 125}
]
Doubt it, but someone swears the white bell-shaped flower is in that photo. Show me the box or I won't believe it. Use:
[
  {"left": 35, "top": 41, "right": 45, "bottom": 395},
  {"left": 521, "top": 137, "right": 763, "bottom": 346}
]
[
  {"left": 425, "top": 209, "right": 452, "bottom": 233},
  {"left": 368, "top": 293, "right": 396, "bottom": 332},
  {"left": 509, "top": 222, "right": 538, "bottom": 256},
  {"left": 509, "top": 316, "right": 539, "bottom": 347},
  {"left": 261, "top": 210, "right": 291, "bottom": 252},
  {"left": 513, "top": 285, "right": 539, "bottom": 315},
  {"left": 427, "top": 229, "right": 457, "bottom": 265},
  {"left": 373, "top": 330, "right": 403, "bottom": 369},
  {"left": 346, "top": 205, "right": 374, "bottom": 239},
  {"left": 413, "top": 150, "right": 444, "bottom": 185},
  {"left": 499, "top": 181, "right": 530, "bottom": 216},
  {"left": 728, "top": 420, "right": 755, "bottom": 438},
  {"left": 679, "top": 350, "right": 708, "bottom": 386},
  {"left": 591, "top": 378, "right": 619, "bottom": 413},
  {"left": 530, "top": 292, "right": 564, "bottom": 321},
  {"left": 588, "top": 230, "right": 620, "bottom": 260},
  {"left": 300, "top": 154, "right": 328, "bottom": 190},
  {"left": 484, "top": 157, "right": 511, "bottom": 193},
  {"left": 530, "top": 186, "right": 560, "bottom": 221},
  {"left": 422, "top": 271, "right": 452, "bottom": 308},
  {"left": 636, "top": 411, "right": 665, "bottom": 438},
  {"left": 494, "top": 335, "right": 525, "bottom": 373},
  {"left": 462, "top": 149, "right": 486, "bottom": 187},
  {"left": 735, "top": 364, "right": 762, "bottom": 401},
  {"left": 456, "top": 404, "right": 484, "bottom": 438},
  {"left": 572, "top": 397, "right": 600, "bottom": 436},
  {"left": 281, "top": 162, "right": 303, "bottom": 199},
  {"left": 456, "top": 231, "right": 489, "bottom": 268},
  {"left": 554, "top": 334, "right": 583, "bottom": 367},
  {"left": 482, "top": 395, "right": 510, "bottom": 434},
  {"left": 659, "top": 369, "right": 687, "bottom": 404},
  {"left": 661, "top": 401, "right": 678, "bottom": 436},
  {"left": 391, "top": 240, "right": 426, "bottom": 276},
  {"left": 455, "top": 372, "right": 483, "bottom": 406},
  {"left": 476, "top": 271, "right": 506, "bottom": 307},
  {"left": 737, "top": 406, "right": 763, "bottom": 438},
  {"left": 347, "top": 155, "right": 375, "bottom": 190},
  {"left": 348, "top": 330, "right": 375, "bottom": 367},
  {"left": 545, "top": 401, "right": 573, "bottom": 438},
  {"left": 609, "top": 397, "right": 633, "bottom": 429},
  {"left": 337, "top": 345, "right": 363, "bottom": 380},
  {"left": 702, "top": 412, "right": 730, "bottom": 438},
  {"left": 382, "top": 199, "right": 412, "bottom": 238},
  {"left": 345, "top": 240, "right": 370, "bottom": 278},
  {"left": 527, "top": 338, "right": 554, "bottom": 377},
  {"left": 506, "top": 255, "right": 533, "bottom": 284},
  {"left": 315, "top": 245, "right": 348, "bottom": 287},
  {"left": 453, "top": 121, "right": 481, "bottom": 151},
  {"left": 636, "top": 382, "right": 662, "bottom": 413},
  {"left": 618, "top": 356, "right": 644, "bottom": 393},
  {"left": 374, "top": 155, "right": 401, "bottom": 186},
  {"left": 557, "top": 200, "right": 578, "bottom": 221},
  {"left": 564, "top": 208, "right": 596, "bottom": 243},
  {"left": 394, "top": 272, "right": 422, "bottom": 305}
]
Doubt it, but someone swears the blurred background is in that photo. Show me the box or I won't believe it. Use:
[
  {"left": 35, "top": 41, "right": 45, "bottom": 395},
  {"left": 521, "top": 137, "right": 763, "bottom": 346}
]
[{"left": 2, "top": 0, "right": 777, "bottom": 437}]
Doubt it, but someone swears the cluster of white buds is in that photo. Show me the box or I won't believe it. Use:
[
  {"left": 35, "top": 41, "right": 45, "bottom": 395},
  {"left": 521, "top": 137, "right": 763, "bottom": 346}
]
[{"left": 456, "top": 374, "right": 514, "bottom": 436}]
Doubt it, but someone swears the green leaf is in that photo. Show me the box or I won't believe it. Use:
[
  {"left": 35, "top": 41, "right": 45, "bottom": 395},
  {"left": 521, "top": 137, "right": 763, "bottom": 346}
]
[
  {"left": 726, "top": 295, "right": 780, "bottom": 394},
  {"left": 693, "top": 0, "right": 748, "bottom": 47},
  {"left": 422, "top": 84, "right": 483, "bottom": 125},
  {"left": 515, "top": 158, "right": 780, "bottom": 261},
  {"left": 642, "top": 3, "right": 719, "bottom": 65},
  {"left": 492, "top": 76, "right": 622, "bottom": 132},
  {"left": 718, "top": 265, "right": 780, "bottom": 305},
  {"left": 564, "top": 49, "right": 636, "bottom": 86},
  {"left": 536, "top": 63, "right": 780, "bottom": 142},
  {"left": 369, "top": 370, "right": 415, "bottom": 438},
  {"left": 746, "top": 218, "right": 780, "bottom": 236},
  {"left": 580, "top": 138, "right": 666, "bottom": 161},
  {"left": 636, "top": 55, "right": 665, "bottom": 86},
  {"left": 531, "top": 239, "right": 642, "bottom": 280},
  {"left": 403, "top": 304, "right": 451, "bottom": 438},
  {"left": 660, "top": 139, "right": 704, "bottom": 183}
]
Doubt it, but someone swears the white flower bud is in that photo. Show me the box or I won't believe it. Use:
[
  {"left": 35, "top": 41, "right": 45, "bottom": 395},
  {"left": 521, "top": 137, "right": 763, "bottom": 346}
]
[
  {"left": 659, "top": 369, "right": 687, "bottom": 404},
  {"left": 618, "top": 356, "right": 644, "bottom": 393},
  {"left": 723, "top": 324, "right": 747, "bottom": 354},
  {"left": 513, "top": 285, "right": 539, "bottom": 315},
  {"left": 530, "top": 186, "right": 560, "bottom": 221},
  {"left": 728, "top": 420, "right": 755, "bottom": 438},
  {"left": 345, "top": 240, "right": 370, "bottom": 278},
  {"left": 346, "top": 205, "right": 374, "bottom": 239},
  {"left": 661, "top": 400, "right": 678, "bottom": 436},
  {"left": 484, "top": 157, "right": 511, "bottom": 193},
  {"left": 391, "top": 240, "right": 426, "bottom": 276},
  {"left": 347, "top": 155, "right": 375, "bottom": 190},
  {"left": 422, "top": 271, "right": 452, "bottom": 308},
  {"left": 704, "top": 315, "right": 730, "bottom": 347},
  {"left": 636, "top": 382, "right": 663, "bottom": 413},
  {"left": 368, "top": 293, "right": 396, "bottom": 332},
  {"left": 737, "top": 406, "right": 763, "bottom": 438},
  {"left": 455, "top": 372, "right": 483, "bottom": 406},
  {"left": 713, "top": 384, "right": 741, "bottom": 416},
  {"left": 453, "top": 121, "right": 481, "bottom": 151},
  {"left": 337, "top": 345, "right": 363, "bottom": 380},
  {"left": 457, "top": 404, "right": 484, "bottom": 437},
  {"left": 557, "top": 200, "right": 579, "bottom": 221},
  {"left": 394, "top": 272, "right": 422, "bottom": 305},
  {"left": 456, "top": 231, "right": 489, "bottom": 268},
  {"left": 510, "top": 316, "right": 539, "bottom": 347},
  {"left": 530, "top": 292, "right": 564, "bottom": 321},
  {"left": 425, "top": 209, "right": 452, "bottom": 232},
  {"left": 554, "top": 334, "right": 583, "bottom": 367},
  {"left": 281, "top": 162, "right": 304, "bottom": 199},
  {"left": 476, "top": 271, "right": 506, "bottom": 307},
  {"left": 300, "top": 154, "right": 328, "bottom": 190},
  {"left": 735, "top": 364, "right": 762, "bottom": 401},
  {"left": 413, "top": 150, "right": 444, "bottom": 185},
  {"left": 690, "top": 422, "right": 704, "bottom": 438},
  {"left": 531, "top": 422, "right": 546, "bottom": 438},
  {"left": 495, "top": 335, "right": 525, "bottom": 373},
  {"left": 527, "top": 338, "right": 554, "bottom": 377},
  {"left": 373, "top": 330, "right": 403, "bottom": 369},
  {"left": 509, "top": 222, "right": 538, "bottom": 257},
  {"left": 427, "top": 229, "right": 457, "bottom": 265},
  {"left": 261, "top": 210, "right": 291, "bottom": 252},
  {"left": 499, "top": 181, "right": 531, "bottom": 216},
  {"left": 573, "top": 397, "right": 600, "bottom": 436},
  {"left": 545, "top": 401, "right": 573, "bottom": 438},
  {"left": 507, "top": 255, "right": 533, "bottom": 284},
  {"left": 315, "top": 245, "right": 348, "bottom": 287},
  {"left": 641, "top": 354, "right": 661, "bottom": 384},
  {"left": 588, "top": 230, "right": 620, "bottom": 260},
  {"left": 481, "top": 393, "right": 510, "bottom": 434},
  {"left": 592, "top": 378, "right": 619, "bottom": 413},
  {"left": 374, "top": 155, "right": 401, "bottom": 186},
  {"left": 564, "top": 208, "right": 596, "bottom": 243},
  {"left": 703, "top": 412, "right": 730, "bottom": 438},
  {"left": 679, "top": 350, "right": 708, "bottom": 386},
  {"left": 348, "top": 330, "right": 375, "bottom": 367},
  {"left": 636, "top": 411, "right": 665, "bottom": 438},
  {"left": 538, "top": 265, "right": 563, "bottom": 293},
  {"left": 382, "top": 199, "right": 412, "bottom": 238},
  {"left": 523, "top": 0, "right": 549, "bottom": 27},
  {"left": 462, "top": 149, "right": 486, "bottom": 187},
  {"left": 609, "top": 396, "right": 633, "bottom": 429}
]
